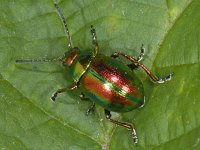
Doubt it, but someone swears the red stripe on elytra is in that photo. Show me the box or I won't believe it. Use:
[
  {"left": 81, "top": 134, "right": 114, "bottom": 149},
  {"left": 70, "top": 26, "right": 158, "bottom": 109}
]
[
  {"left": 91, "top": 59, "right": 141, "bottom": 98},
  {"left": 82, "top": 70, "right": 132, "bottom": 106},
  {"left": 83, "top": 72, "right": 113, "bottom": 101}
]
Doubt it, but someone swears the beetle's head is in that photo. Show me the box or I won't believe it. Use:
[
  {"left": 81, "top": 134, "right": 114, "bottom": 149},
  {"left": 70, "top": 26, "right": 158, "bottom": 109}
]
[{"left": 63, "top": 47, "right": 80, "bottom": 66}]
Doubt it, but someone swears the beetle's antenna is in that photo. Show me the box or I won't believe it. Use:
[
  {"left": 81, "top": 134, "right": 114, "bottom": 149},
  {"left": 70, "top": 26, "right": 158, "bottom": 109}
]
[
  {"left": 16, "top": 56, "right": 64, "bottom": 63},
  {"left": 54, "top": 2, "right": 74, "bottom": 49}
]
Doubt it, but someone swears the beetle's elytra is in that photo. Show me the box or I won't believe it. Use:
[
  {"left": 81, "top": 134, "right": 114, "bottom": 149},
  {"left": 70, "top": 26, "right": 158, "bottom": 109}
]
[{"left": 16, "top": 2, "right": 173, "bottom": 144}]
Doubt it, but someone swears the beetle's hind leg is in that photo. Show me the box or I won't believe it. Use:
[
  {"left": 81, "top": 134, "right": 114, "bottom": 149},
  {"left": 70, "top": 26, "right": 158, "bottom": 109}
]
[{"left": 104, "top": 109, "right": 138, "bottom": 144}]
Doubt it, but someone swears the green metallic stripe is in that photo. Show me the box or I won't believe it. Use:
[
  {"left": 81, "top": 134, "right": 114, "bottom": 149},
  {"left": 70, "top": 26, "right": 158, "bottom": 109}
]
[
  {"left": 72, "top": 62, "right": 85, "bottom": 82},
  {"left": 88, "top": 69, "right": 142, "bottom": 105},
  {"left": 86, "top": 91, "right": 110, "bottom": 107},
  {"left": 85, "top": 70, "right": 111, "bottom": 106}
]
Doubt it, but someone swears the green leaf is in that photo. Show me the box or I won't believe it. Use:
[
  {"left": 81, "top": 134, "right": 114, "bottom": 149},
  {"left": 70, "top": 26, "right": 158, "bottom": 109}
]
[{"left": 0, "top": 0, "right": 199, "bottom": 149}]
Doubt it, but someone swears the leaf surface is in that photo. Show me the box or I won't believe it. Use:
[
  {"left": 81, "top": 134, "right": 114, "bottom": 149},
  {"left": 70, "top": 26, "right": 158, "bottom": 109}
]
[{"left": 0, "top": 0, "right": 199, "bottom": 149}]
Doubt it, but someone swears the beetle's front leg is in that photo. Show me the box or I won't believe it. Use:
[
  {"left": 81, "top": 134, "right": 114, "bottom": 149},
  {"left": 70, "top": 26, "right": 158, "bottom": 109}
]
[
  {"left": 90, "top": 25, "right": 99, "bottom": 57},
  {"left": 51, "top": 85, "right": 78, "bottom": 102},
  {"left": 104, "top": 109, "right": 138, "bottom": 144},
  {"left": 137, "top": 44, "right": 145, "bottom": 62}
]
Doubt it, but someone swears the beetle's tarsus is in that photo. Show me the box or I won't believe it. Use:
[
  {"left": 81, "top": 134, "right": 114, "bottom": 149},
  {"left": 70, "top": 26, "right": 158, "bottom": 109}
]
[
  {"left": 137, "top": 44, "right": 145, "bottom": 62},
  {"left": 51, "top": 94, "right": 57, "bottom": 102},
  {"left": 165, "top": 73, "right": 174, "bottom": 81},
  {"left": 51, "top": 91, "right": 60, "bottom": 102},
  {"left": 104, "top": 109, "right": 138, "bottom": 144},
  {"left": 157, "top": 73, "right": 173, "bottom": 83},
  {"left": 90, "top": 25, "right": 97, "bottom": 45},
  {"left": 131, "top": 128, "right": 138, "bottom": 144},
  {"left": 51, "top": 85, "right": 78, "bottom": 102},
  {"left": 89, "top": 25, "right": 99, "bottom": 58},
  {"left": 86, "top": 103, "right": 95, "bottom": 115}
]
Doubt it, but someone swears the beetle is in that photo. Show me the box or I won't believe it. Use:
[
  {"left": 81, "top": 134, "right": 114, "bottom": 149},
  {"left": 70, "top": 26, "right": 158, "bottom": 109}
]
[{"left": 16, "top": 2, "right": 173, "bottom": 144}]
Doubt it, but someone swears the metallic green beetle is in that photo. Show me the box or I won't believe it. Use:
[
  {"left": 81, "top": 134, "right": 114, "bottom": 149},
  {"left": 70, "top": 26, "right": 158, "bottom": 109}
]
[{"left": 16, "top": 3, "right": 173, "bottom": 144}]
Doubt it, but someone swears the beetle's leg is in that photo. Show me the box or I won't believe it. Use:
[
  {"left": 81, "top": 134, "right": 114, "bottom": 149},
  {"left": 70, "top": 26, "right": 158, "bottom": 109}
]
[
  {"left": 138, "top": 64, "right": 173, "bottom": 83},
  {"left": 111, "top": 44, "right": 144, "bottom": 62},
  {"left": 104, "top": 109, "right": 138, "bottom": 144},
  {"left": 137, "top": 44, "right": 145, "bottom": 62},
  {"left": 111, "top": 51, "right": 173, "bottom": 83},
  {"left": 86, "top": 102, "right": 95, "bottom": 115},
  {"left": 79, "top": 93, "right": 95, "bottom": 115},
  {"left": 51, "top": 85, "right": 78, "bottom": 102},
  {"left": 54, "top": 2, "right": 74, "bottom": 49},
  {"left": 80, "top": 25, "right": 99, "bottom": 73},
  {"left": 112, "top": 44, "right": 144, "bottom": 70},
  {"left": 90, "top": 25, "right": 99, "bottom": 57}
]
